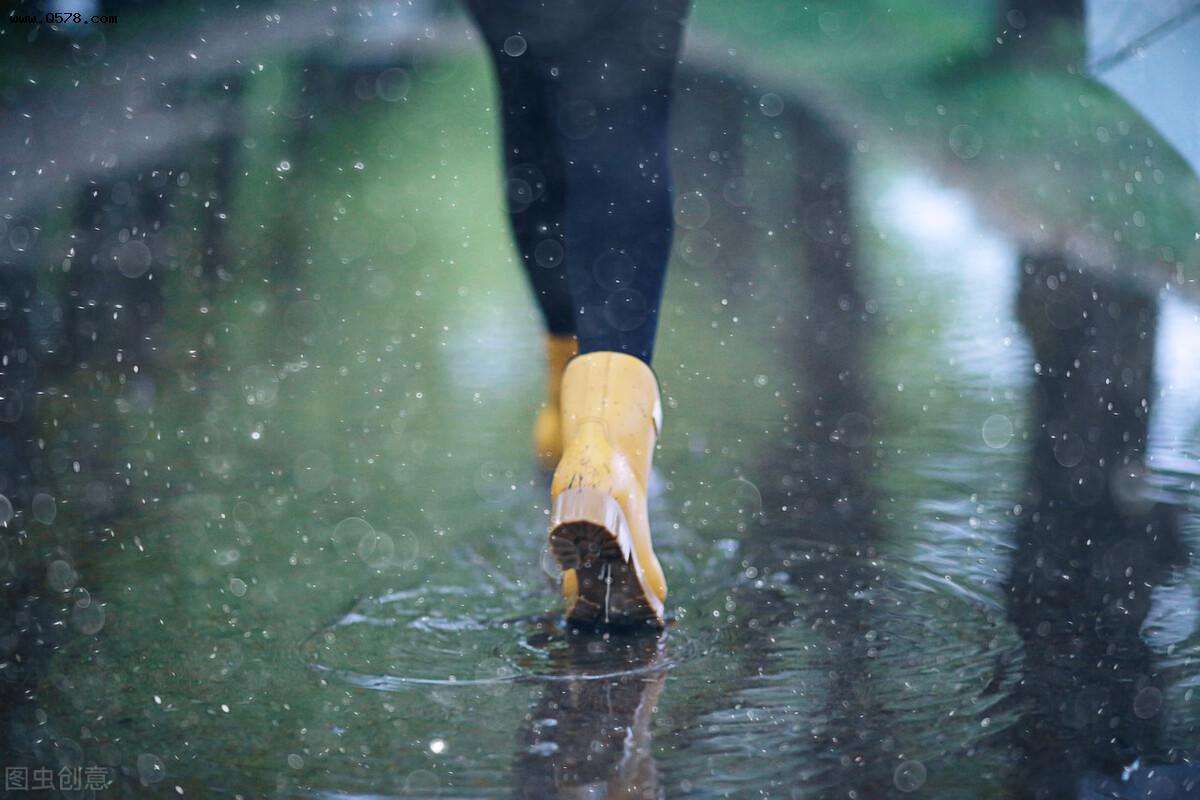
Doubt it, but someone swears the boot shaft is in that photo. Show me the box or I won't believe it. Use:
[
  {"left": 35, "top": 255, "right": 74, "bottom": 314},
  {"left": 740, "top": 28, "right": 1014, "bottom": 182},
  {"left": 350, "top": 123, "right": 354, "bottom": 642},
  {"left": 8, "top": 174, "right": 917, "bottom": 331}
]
[
  {"left": 560, "top": 352, "right": 661, "bottom": 486},
  {"left": 544, "top": 334, "right": 578, "bottom": 405}
]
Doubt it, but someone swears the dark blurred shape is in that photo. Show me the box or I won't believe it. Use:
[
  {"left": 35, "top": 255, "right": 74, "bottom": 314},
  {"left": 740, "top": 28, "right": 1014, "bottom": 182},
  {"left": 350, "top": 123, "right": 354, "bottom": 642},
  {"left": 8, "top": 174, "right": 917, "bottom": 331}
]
[
  {"left": 1008, "top": 253, "right": 1189, "bottom": 798},
  {"left": 513, "top": 627, "right": 666, "bottom": 799},
  {"left": 659, "top": 96, "right": 894, "bottom": 795}
]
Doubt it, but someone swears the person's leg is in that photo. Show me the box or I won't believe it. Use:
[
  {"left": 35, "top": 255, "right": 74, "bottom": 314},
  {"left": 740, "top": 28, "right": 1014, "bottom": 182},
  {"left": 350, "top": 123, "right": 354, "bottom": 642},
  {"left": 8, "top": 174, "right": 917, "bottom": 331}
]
[
  {"left": 465, "top": 1, "right": 579, "bottom": 467},
  {"left": 544, "top": 0, "right": 689, "bottom": 627},
  {"left": 466, "top": 0, "right": 690, "bottom": 627},
  {"left": 555, "top": 0, "right": 689, "bottom": 364},
  {"left": 465, "top": 1, "right": 574, "bottom": 337}
]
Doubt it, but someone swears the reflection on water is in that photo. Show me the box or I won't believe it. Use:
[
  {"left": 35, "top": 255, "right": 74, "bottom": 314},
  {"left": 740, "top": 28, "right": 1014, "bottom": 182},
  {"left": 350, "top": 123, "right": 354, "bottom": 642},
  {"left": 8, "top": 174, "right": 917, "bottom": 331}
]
[
  {"left": 1008, "top": 256, "right": 1193, "bottom": 799},
  {"left": 7, "top": 70, "right": 1200, "bottom": 797},
  {"left": 513, "top": 632, "right": 667, "bottom": 799}
]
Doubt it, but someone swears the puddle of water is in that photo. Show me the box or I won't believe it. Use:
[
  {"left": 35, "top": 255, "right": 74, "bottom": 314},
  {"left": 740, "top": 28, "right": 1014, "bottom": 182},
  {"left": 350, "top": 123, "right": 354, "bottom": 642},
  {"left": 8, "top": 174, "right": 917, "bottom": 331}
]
[
  {"left": 301, "top": 581, "right": 709, "bottom": 688},
  {"left": 11, "top": 54, "right": 1200, "bottom": 799}
]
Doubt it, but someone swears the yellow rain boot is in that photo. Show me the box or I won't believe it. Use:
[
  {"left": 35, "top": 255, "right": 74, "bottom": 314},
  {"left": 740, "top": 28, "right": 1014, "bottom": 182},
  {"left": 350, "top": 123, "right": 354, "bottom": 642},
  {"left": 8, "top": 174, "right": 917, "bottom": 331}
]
[
  {"left": 533, "top": 334, "right": 578, "bottom": 470},
  {"left": 550, "top": 352, "right": 666, "bottom": 627}
]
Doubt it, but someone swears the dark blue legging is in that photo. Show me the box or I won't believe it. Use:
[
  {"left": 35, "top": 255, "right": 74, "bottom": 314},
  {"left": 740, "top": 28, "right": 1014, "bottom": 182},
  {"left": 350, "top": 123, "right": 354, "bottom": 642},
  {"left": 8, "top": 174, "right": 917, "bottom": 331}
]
[{"left": 465, "top": 0, "right": 689, "bottom": 364}]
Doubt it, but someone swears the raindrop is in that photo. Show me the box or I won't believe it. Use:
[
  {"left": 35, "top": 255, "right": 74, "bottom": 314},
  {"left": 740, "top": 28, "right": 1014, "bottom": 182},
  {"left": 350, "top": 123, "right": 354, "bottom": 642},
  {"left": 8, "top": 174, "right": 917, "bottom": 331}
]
[
  {"left": 32, "top": 493, "right": 56, "bottom": 524},
  {"left": 759, "top": 93, "right": 783, "bottom": 117},
  {"left": 893, "top": 759, "right": 927, "bottom": 792},
  {"left": 1133, "top": 686, "right": 1163, "bottom": 719},
  {"left": 981, "top": 414, "right": 1014, "bottom": 449},
  {"left": 0, "top": 494, "right": 13, "bottom": 525},
  {"left": 604, "top": 288, "right": 649, "bottom": 331},
  {"left": 391, "top": 528, "right": 421, "bottom": 567},
  {"left": 474, "top": 461, "right": 516, "bottom": 503},
  {"left": 376, "top": 68, "right": 411, "bottom": 102},
  {"left": 679, "top": 229, "right": 719, "bottom": 268},
  {"left": 405, "top": 770, "right": 439, "bottom": 793},
  {"left": 503, "top": 34, "right": 527, "bottom": 57},
  {"left": 8, "top": 221, "right": 37, "bottom": 253},
  {"left": 287, "top": 753, "right": 304, "bottom": 769},
  {"left": 333, "top": 515, "right": 369, "bottom": 546},
  {"left": 1053, "top": 436, "right": 1085, "bottom": 468},
  {"left": 70, "top": 30, "right": 106, "bottom": 65},
  {"left": 112, "top": 239, "right": 152, "bottom": 278},
  {"left": 540, "top": 545, "right": 561, "bottom": 581},
  {"left": 240, "top": 366, "right": 279, "bottom": 407},
  {"left": 508, "top": 164, "right": 546, "bottom": 204},
  {"left": 229, "top": 577, "right": 248, "bottom": 597},
  {"left": 674, "top": 190, "right": 711, "bottom": 230},
  {"left": 507, "top": 177, "right": 534, "bottom": 209},
  {"left": 137, "top": 753, "right": 165, "bottom": 785},
  {"left": 357, "top": 530, "right": 396, "bottom": 568},
  {"left": 534, "top": 239, "right": 564, "bottom": 269},
  {"left": 47, "top": 560, "right": 77, "bottom": 592},
  {"left": 72, "top": 601, "right": 105, "bottom": 634},
  {"left": 833, "top": 412, "right": 871, "bottom": 448},
  {"left": 949, "top": 124, "right": 983, "bottom": 160},
  {"left": 594, "top": 250, "right": 637, "bottom": 290}
]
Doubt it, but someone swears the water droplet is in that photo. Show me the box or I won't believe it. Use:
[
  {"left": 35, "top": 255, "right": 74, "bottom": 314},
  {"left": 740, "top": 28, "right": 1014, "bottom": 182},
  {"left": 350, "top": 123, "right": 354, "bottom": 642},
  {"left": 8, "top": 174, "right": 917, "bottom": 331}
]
[
  {"left": 604, "top": 289, "right": 648, "bottom": 332},
  {"left": 759, "top": 93, "right": 784, "bottom": 117},
  {"left": 949, "top": 124, "right": 983, "bottom": 159},
  {"left": 334, "top": 517, "right": 374, "bottom": 555},
  {"left": 1134, "top": 686, "right": 1163, "bottom": 719},
  {"left": 534, "top": 239, "right": 564, "bottom": 269},
  {"left": 112, "top": 239, "right": 152, "bottom": 278},
  {"left": 137, "top": 753, "right": 165, "bottom": 785},
  {"left": 240, "top": 366, "right": 279, "bottom": 407},
  {"left": 47, "top": 560, "right": 77, "bottom": 592},
  {"left": 981, "top": 414, "right": 1014, "bottom": 449},
  {"left": 503, "top": 34, "right": 527, "bottom": 57},
  {"left": 893, "top": 760, "right": 927, "bottom": 792},
  {"left": 357, "top": 530, "right": 396, "bottom": 568},
  {"left": 674, "top": 190, "right": 711, "bottom": 229},
  {"left": 32, "top": 492, "right": 56, "bottom": 524},
  {"left": 376, "top": 68, "right": 411, "bottom": 102},
  {"left": 72, "top": 601, "right": 106, "bottom": 634},
  {"left": 593, "top": 250, "right": 637, "bottom": 290}
]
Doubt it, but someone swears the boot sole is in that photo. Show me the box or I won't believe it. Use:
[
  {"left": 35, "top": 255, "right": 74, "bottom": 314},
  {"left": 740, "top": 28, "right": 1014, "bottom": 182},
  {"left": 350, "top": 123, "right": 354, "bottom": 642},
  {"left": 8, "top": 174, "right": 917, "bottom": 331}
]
[{"left": 550, "top": 487, "right": 664, "bottom": 628}]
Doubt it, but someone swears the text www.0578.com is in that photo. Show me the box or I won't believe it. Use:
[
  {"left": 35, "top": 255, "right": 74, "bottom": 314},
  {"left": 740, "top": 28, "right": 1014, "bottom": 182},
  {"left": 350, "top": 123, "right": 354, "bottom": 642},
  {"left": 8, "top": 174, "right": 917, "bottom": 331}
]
[{"left": 9, "top": 12, "right": 118, "bottom": 25}]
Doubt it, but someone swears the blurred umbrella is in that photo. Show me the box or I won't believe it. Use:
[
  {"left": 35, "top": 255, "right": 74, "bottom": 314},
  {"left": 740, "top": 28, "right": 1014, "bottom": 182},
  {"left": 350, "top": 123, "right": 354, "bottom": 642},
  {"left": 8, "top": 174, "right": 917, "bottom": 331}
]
[{"left": 1087, "top": 1, "right": 1200, "bottom": 177}]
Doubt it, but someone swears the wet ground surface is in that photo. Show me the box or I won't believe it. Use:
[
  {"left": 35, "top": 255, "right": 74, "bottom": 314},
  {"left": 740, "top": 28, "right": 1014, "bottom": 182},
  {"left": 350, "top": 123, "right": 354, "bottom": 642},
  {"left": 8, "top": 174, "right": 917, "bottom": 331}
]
[{"left": 4, "top": 43, "right": 1200, "bottom": 800}]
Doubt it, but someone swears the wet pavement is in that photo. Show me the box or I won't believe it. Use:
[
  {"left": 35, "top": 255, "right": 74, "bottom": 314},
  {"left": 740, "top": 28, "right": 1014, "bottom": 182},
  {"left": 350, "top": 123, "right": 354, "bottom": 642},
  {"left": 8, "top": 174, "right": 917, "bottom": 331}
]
[{"left": 2, "top": 17, "right": 1200, "bottom": 800}]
